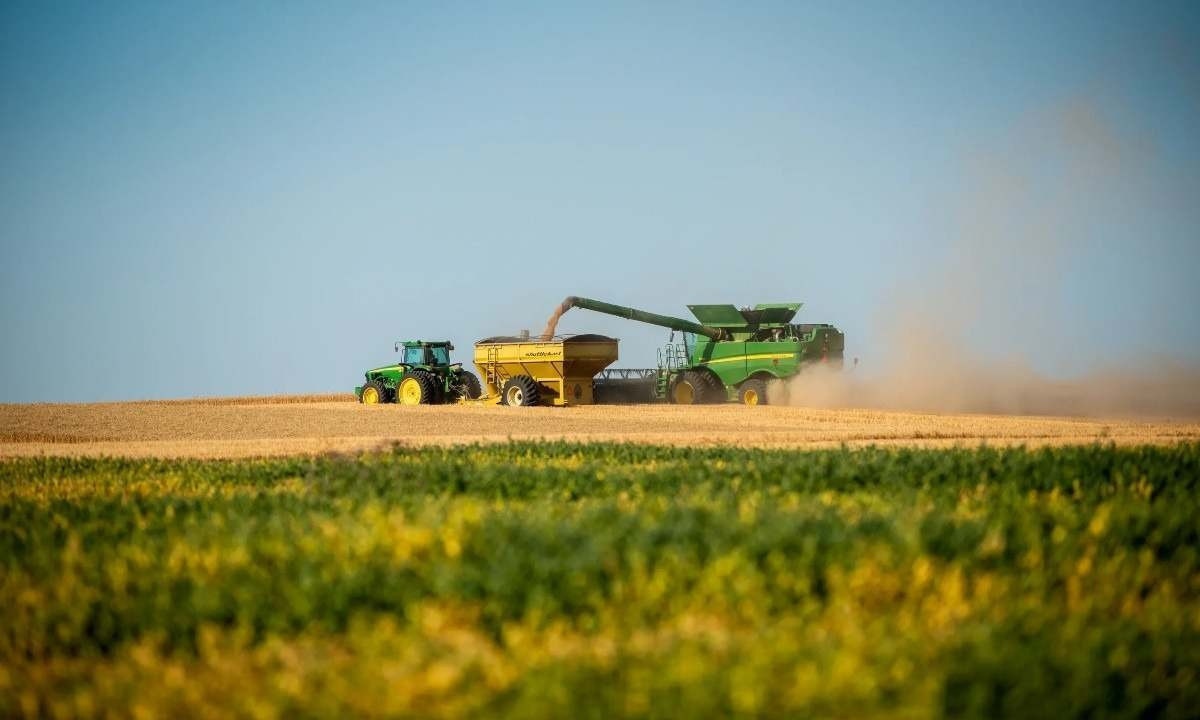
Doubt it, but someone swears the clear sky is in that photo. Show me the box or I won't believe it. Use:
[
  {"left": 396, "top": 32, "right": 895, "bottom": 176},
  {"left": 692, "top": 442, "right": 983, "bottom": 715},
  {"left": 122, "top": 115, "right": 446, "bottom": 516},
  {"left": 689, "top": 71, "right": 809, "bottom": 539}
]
[{"left": 2, "top": 1, "right": 1198, "bottom": 402}]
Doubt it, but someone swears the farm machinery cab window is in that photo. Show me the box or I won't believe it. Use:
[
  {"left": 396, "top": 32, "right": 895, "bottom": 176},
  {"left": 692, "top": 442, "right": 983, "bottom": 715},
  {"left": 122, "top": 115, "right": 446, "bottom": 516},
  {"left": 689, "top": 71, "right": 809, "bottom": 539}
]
[{"left": 402, "top": 345, "right": 451, "bottom": 366}]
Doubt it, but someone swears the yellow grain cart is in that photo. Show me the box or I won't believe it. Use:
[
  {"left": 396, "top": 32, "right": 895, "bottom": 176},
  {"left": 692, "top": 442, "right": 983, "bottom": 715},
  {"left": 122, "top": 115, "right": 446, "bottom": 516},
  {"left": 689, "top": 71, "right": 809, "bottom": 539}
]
[{"left": 474, "top": 334, "right": 619, "bottom": 406}]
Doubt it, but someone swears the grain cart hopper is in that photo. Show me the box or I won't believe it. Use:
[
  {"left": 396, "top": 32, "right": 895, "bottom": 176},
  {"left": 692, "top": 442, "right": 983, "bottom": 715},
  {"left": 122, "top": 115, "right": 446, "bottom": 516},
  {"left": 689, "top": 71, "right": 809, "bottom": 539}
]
[
  {"left": 355, "top": 341, "right": 483, "bottom": 405},
  {"left": 551, "top": 296, "right": 844, "bottom": 405},
  {"left": 474, "top": 334, "right": 619, "bottom": 406}
]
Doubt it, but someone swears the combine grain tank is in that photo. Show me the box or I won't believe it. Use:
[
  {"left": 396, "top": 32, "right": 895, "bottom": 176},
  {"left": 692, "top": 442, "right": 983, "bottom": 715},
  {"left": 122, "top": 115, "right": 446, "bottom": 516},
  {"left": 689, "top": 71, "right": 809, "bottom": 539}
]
[{"left": 474, "top": 334, "right": 618, "bottom": 406}]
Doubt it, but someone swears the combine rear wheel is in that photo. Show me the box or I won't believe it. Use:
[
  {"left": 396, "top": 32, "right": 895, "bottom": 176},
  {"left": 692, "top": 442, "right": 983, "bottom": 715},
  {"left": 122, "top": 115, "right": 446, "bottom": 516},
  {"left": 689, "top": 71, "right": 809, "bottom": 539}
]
[
  {"left": 670, "top": 370, "right": 722, "bottom": 404},
  {"left": 361, "top": 380, "right": 390, "bottom": 404},
  {"left": 502, "top": 376, "right": 541, "bottom": 407},
  {"left": 738, "top": 378, "right": 770, "bottom": 406},
  {"left": 398, "top": 371, "right": 439, "bottom": 405}
]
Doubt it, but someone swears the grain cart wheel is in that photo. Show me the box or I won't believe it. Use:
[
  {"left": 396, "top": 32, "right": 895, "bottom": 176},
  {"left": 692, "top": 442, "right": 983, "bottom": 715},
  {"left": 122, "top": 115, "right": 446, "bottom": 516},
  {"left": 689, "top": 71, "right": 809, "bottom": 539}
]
[
  {"left": 670, "top": 370, "right": 721, "bottom": 405},
  {"left": 398, "top": 371, "right": 438, "bottom": 405},
  {"left": 502, "top": 375, "right": 540, "bottom": 407},
  {"left": 453, "top": 371, "right": 483, "bottom": 401},
  {"left": 738, "top": 378, "right": 770, "bottom": 406},
  {"left": 361, "top": 380, "right": 389, "bottom": 404}
]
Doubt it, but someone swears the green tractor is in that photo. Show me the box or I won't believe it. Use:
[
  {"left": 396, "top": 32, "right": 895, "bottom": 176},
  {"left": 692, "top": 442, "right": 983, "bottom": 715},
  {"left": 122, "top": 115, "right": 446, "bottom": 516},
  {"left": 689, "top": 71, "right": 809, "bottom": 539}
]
[{"left": 355, "top": 341, "right": 483, "bottom": 405}]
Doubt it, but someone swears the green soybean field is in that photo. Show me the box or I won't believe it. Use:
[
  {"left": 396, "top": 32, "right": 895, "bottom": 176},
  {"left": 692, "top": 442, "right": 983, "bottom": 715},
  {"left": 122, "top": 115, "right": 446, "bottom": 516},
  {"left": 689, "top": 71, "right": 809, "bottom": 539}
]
[{"left": 2, "top": 443, "right": 1198, "bottom": 718}]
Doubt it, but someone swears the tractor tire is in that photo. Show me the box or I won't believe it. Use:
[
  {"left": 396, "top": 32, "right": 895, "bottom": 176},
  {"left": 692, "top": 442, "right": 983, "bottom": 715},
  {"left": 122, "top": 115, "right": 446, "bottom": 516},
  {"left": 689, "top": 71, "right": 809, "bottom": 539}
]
[
  {"left": 670, "top": 369, "right": 723, "bottom": 405},
  {"left": 502, "top": 375, "right": 540, "bottom": 407},
  {"left": 418, "top": 370, "right": 445, "bottom": 404},
  {"left": 453, "top": 370, "right": 483, "bottom": 401},
  {"left": 738, "top": 378, "right": 770, "bottom": 406},
  {"left": 397, "top": 370, "right": 439, "bottom": 405},
  {"left": 360, "top": 380, "right": 390, "bottom": 404},
  {"left": 427, "top": 372, "right": 448, "bottom": 405}
]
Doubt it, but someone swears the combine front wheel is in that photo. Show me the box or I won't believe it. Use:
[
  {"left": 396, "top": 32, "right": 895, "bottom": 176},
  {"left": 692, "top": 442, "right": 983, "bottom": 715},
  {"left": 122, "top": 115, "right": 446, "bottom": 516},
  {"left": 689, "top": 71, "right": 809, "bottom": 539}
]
[
  {"left": 670, "top": 370, "right": 721, "bottom": 404},
  {"left": 502, "top": 376, "right": 540, "bottom": 407},
  {"left": 671, "top": 378, "right": 696, "bottom": 404}
]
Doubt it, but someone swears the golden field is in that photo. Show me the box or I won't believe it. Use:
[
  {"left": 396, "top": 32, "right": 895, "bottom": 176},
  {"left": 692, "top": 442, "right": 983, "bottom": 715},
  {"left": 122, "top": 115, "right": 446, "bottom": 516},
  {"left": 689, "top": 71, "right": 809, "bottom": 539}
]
[{"left": 2, "top": 396, "right": 1197, "bottom": 458}]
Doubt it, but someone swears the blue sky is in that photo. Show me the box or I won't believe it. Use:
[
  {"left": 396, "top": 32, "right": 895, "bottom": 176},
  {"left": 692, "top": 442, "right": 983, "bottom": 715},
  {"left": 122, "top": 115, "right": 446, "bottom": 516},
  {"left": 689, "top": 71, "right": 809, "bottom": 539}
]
[{"left": 2, "top": 1, "right": 1198, "bottom": 402}]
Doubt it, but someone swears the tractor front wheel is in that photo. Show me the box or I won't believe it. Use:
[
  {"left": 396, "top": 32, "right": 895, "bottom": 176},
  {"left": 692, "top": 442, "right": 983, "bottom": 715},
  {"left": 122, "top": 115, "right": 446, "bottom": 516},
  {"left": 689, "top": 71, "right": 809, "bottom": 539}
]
[
  {"left": 398, "top": 371, "right": 438, "bottom": 405},
  {"left": 502, "top": 376, "right": 540, "bottom": 407},
  {"left": 361, "top": 380, "right": 389, "bottom": 404}
]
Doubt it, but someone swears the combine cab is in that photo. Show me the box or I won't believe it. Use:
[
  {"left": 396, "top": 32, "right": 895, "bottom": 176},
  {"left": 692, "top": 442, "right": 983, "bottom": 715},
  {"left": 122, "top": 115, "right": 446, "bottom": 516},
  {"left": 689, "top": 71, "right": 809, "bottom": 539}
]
[{"left": 355, "top": 341, "right": 482, "bottom": 405}]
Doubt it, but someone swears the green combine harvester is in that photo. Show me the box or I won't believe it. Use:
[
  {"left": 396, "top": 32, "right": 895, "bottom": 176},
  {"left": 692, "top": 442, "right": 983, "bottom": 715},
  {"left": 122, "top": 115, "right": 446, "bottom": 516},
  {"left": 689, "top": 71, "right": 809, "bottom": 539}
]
[
  {"left": 559, "top": 296, "right": 845, "bottom": 405},
  {"left": 355, "top": 341, "right": 482, "bottom": 405}
]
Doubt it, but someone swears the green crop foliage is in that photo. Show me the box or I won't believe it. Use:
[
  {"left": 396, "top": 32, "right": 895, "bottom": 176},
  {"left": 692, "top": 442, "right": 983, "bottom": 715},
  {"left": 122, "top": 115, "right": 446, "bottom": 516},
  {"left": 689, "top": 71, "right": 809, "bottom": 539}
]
[{"left": 1, "top": 443, "right": 1198, "bottom": 718}]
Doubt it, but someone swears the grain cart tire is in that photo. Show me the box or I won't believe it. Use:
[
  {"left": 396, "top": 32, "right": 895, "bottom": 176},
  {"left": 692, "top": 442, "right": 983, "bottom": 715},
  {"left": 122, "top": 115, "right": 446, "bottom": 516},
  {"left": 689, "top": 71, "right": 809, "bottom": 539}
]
[
  {"left": 738, "top": 378, "right": 770, "bottom": 406},
  {"left": 453, "top": 370, "right": 483, "bottom": 401},
  {"left": 502, "top": 375, "right": 540, "bottom": 407},
  {"left": 397, "top": 371, "right": 439, "bottom": 405},
  {"left": 670, "top": 370, "right": 722, "bottom": 405},
  {"left": 361, "top": 380, "right": 390, "bottom": 404}
]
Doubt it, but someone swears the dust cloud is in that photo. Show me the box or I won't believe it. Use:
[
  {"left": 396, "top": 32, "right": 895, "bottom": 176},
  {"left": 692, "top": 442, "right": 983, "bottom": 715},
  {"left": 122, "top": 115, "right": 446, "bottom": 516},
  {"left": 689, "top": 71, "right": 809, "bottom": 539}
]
[
  {"left": 787, "top": 99, "right": 1200, "bottom": 419},
  {"left": 786, "top": 353, "right": 1200, "bottom": 419}
]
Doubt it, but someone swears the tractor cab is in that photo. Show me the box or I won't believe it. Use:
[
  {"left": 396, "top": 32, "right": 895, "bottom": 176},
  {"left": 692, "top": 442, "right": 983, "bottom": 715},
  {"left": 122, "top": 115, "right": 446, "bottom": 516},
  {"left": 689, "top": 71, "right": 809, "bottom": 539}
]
[{"left": 395, "top": 341, "right": 453, "bottom": 368}]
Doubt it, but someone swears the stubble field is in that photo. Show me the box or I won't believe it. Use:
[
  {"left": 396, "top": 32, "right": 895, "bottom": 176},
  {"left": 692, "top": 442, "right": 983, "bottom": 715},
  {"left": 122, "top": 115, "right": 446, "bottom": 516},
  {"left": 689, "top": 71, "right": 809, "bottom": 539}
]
[{"left": 2, "top": 396, "right": 1198, "bottom": 458}]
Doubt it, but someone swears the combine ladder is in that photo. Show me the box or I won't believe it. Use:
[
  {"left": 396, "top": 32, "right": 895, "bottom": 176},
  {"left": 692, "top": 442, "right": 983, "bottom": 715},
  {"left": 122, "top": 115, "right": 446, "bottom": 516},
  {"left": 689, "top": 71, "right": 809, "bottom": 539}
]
[{"left": 655, "top": 343, "right": 690, "bottom": 398}]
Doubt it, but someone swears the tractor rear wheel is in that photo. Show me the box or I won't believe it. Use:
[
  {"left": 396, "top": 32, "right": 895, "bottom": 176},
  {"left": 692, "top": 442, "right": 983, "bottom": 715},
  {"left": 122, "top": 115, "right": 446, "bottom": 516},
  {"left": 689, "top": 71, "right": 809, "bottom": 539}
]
[
  {"left": 502, "top": 375, "right": 540, "bottom": 407},
  {"left": 670, "top": 370, "right": 722, "bottom": 404},
  {"left": 738, "top": 378, "right": 769, "bottom": 406},
  {"left": 361, "top": 380, "right": 390, "bottom": 404},
  {"left": 453, "top": 371, "right": 483, "bottom": 401},
  {"left": 397, "top": 371, "right": 438, "bottom": 405}
]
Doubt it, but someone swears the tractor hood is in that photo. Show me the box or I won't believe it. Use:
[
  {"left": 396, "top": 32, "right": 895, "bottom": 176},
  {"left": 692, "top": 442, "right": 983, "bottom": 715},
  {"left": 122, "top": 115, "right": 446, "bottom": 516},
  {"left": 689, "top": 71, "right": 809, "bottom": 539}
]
[{"left": 367, "top": 363, "right": 405, "bottom": 375}]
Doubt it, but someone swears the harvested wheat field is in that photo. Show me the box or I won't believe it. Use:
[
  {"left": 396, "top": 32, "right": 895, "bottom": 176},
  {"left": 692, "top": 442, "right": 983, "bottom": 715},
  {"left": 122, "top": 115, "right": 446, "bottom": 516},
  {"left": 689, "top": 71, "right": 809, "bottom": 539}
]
[{"left": 2, "top": 396, "right": 1197, "bottom": 458}]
